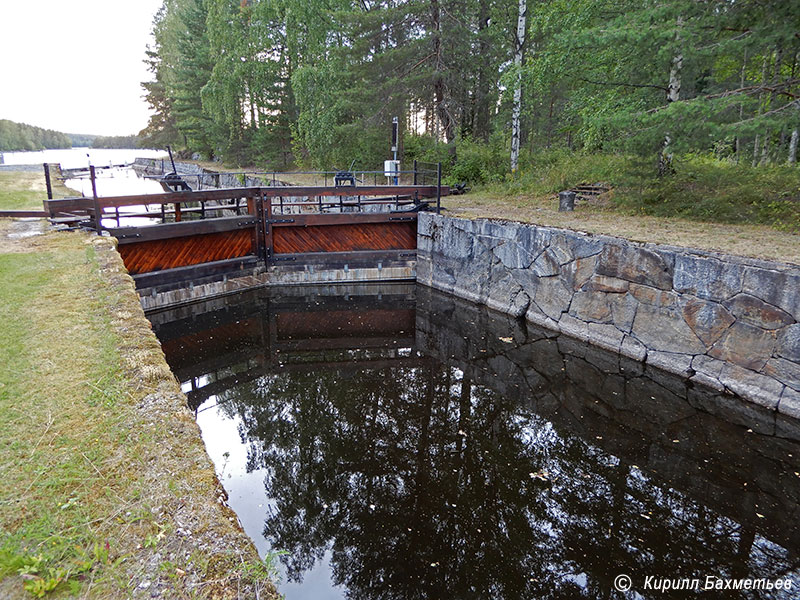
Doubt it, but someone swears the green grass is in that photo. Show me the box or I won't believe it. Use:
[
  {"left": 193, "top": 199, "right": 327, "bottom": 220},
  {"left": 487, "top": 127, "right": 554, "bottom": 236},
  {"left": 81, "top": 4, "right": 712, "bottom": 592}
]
[
  {"left": 0, "top": 172, "right": 46, "bottom": 211},
  {"left": 476, "top": 151, "right": 800, "bottom": 232},
  {"left": 0, "top": 241, "right": 134, "bottom": 597}
]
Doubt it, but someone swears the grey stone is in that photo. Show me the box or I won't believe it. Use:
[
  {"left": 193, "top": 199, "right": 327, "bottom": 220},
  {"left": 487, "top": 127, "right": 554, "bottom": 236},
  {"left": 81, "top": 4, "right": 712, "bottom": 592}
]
[
  {"left": 585, "top": 322, "right": 625, "bottom": 353},
  {"left": 569, "top": 291, "right": 613, "bottom": 323},
  {"left": 742, "top": 267, "right": 800, "bottom": 321},
  {"left": 416, "top": 256, "right": 433, "bottom": 286},
  {"left": 533, "top": 276, "right": 574, "bottom": 321},
  {"left": 718, "top": 363, "right": 784, "bottom": 410},
  {"left": 778, "top": 387, "right": 800, "bottom": 420},
  {"left": 763, "top": 358, "right": 800, "bottom": 391},
  {"left": 559, "top": 190, "right": 576, "bottom": 211},
  {"left": 609, "top": 293, "right": 638, "bottom": 333},
  {"left": 492, "top": 238, "right": 536, "bottom": 269},
  {"left": 559, "top": 313, "right": 589, "bottom": 340},
  {"left": 582, "top": 274, "right": 629, "bottom": 294},
  {"left": 708, "top": 322, "right": 777, "bottom": 371},
  {"left": 630, "top": 283, "right": 678, "bottom": 308},
  {"left": 486, "top": 272, "right": 530, "bottom": 318},
  {"left": 631, "top": 303, "right": 706, "bottom": 354},
  {"left": 681, "top": 297, "right": 735, "bottom": 347},
  {"left": 418, "top": 212, "right": 436, "bottom": 237},
  {"left": 673, "top": 254, "right": 743, "bottom": 302},
  {"left": 620, "top": 335, "right": 648, "bottom": 362},
  {"left": 566, "top": 233, "right": 606, "bottom": 259},
  {"left": 525, "top": 303, "right": 559, "bottom": 331},
  {"left": 532, "top": 248, "right": 561, "bottom": 276},
  {"left": 562, "top": 254, "right": 600, "bottom": 291},
  {"left": 723, "top": 293, "right": 794, "bottom": 330},
  {"left": 777, "top": 324, "right": 800, "bottom": 362},
  {"left": 646, "top": 351, "right": 694, "bottom": 377},
  {"left": 548, "top": 233, "right": 576, "bottom": 265},
  {"left": 596, "top": 243, "right": 674, "bottom": 290}
]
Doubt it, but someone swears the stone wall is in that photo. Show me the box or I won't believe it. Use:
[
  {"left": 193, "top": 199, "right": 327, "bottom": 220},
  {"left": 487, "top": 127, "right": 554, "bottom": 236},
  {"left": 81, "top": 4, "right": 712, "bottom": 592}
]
[{"left": 417, "top": 213, "right": 800, "bottom": 418}]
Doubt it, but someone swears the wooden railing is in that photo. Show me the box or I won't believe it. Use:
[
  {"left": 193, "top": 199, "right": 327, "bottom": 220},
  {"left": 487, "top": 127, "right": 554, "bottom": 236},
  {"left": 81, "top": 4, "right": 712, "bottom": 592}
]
[{"left": 44, "top": 181, "right": 447, "bottom": 279}]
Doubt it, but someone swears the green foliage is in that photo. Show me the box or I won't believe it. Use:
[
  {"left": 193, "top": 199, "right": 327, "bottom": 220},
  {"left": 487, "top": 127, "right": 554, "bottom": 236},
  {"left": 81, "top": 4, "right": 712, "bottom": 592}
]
[{"left": 0, "top": 120, "right": 71, "bottom": 151}]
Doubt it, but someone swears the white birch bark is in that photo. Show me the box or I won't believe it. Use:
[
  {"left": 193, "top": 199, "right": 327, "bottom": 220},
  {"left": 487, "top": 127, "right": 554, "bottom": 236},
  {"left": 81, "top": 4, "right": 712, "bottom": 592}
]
[
  {"left": 660, "top": 16, "right": 682, "bottom": 175},
  {"left": 510, "top": 0, "right": 527, "bottom": 174},
  {"left": 789, "top": 127, "right": 798, "bottom": 165}
]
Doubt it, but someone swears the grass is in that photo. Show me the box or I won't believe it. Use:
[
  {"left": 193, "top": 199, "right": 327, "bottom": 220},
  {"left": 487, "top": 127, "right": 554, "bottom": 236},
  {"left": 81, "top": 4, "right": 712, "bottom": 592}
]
[
  {"left": 0, "top": 172, "right": 47, "bottom": 211},
  {"left": 0, "top": 170, "right": 79, "bottom": 212},
  {"left": 447, "top": 152, "right": 800, "bottom": 265},
  {"left": 0, "top": 174, "right": 278, "bottom": 597}
]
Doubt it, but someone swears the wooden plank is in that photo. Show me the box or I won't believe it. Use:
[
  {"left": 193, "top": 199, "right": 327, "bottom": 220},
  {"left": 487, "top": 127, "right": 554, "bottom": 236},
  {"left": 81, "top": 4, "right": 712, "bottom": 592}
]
[
  {"left": 261, "top": 185, "right": 444, "bottom": 199},
  {"left": 270, "top": 212, "right": 417, "bottom": 227},
  {"left": 273, "top": 221, "right": 416, "bottom": 254},
  {"left": 96, "top": 187, "right": 260, "bottom": 210},
  {"left": 44, "top": 197, "right": 94, "bottom": 215},
  {"left": 108, "top": 215, "right": 258, "bottom": 244},
  {"left": 132, "top": 256, "right": 261, "bottom": 289},
  {"left": 119, "top": 229, "right": 255, "bottom": 275},
  {"left": 0, "top": 210, "right": 48, "bottom": 218}
]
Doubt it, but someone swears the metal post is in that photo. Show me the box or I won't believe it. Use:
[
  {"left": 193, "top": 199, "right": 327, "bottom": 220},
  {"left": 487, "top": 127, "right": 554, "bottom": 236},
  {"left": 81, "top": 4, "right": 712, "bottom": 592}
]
[
  {"left": 90, "top": 165, "right": 101, "bottom": 234},
  {"left": 413, "top": 159, "right": 418, "bottom": 186},
  {"left": 43, "top": 164, "right": 53, "bottom": 200},
  {"left": 436, "top": 162, "right": 442, "bottom": 214}
]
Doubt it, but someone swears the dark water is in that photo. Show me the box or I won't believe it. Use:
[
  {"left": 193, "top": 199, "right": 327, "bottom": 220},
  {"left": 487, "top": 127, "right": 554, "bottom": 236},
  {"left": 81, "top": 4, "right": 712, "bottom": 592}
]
[{"left": 148, "top": 284, "right": 800, "bottom": 599}]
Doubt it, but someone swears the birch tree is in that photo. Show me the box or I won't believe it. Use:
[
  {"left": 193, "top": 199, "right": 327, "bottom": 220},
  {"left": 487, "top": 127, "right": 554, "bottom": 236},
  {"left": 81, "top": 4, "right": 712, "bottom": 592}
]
[{"left": 510, "top": 0, "right": 527, "bottom": 174}]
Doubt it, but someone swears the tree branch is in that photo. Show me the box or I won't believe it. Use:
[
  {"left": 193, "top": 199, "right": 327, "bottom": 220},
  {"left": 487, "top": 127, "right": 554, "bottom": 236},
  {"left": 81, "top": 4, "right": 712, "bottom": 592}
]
[{"left": 579, "top": 77, "right": 668, "bottom": 92}]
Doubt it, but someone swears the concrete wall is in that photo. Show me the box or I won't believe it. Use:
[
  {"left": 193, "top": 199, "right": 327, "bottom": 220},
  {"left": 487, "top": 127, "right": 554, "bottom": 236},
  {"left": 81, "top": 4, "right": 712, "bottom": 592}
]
[{"left": 417, "top": 213, "right": 800, "bottom": 418}]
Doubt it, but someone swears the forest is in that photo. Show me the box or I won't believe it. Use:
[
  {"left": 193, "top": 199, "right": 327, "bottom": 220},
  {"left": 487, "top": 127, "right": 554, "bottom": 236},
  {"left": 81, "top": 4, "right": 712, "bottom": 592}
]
[
  {"left": 0, "top": 120, "right": 72, "bottom": 152},
  {"left": 140, "top": 0, "right": 800, "bottom": 181}
]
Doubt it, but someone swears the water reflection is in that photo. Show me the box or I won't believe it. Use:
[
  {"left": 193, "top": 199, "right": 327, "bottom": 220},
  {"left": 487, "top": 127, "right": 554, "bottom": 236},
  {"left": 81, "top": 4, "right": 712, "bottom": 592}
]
[{"left": 150, "top": 284, "right": 800, "bottom": 599}]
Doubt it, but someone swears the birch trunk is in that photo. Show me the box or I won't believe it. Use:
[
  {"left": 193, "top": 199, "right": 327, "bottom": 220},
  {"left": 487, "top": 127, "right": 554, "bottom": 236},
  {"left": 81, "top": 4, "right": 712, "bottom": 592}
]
[
  {"left": 659, "top": 16, "right": 682, "bottom": 176},
  {"left": 789, "top": 128, "right": 798, "bottom": 165},
  {"left": 510, "top": 0, "right": 527, "bottom": 174}
]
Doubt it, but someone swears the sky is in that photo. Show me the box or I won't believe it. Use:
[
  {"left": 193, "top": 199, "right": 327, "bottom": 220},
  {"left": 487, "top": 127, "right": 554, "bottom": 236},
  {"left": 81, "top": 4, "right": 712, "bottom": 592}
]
[{"left": 0, "top": 0, "right": 164, "bottom": 136}]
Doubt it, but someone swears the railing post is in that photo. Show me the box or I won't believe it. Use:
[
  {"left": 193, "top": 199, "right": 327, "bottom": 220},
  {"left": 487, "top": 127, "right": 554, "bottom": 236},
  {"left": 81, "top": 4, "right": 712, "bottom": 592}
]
[
  {"left": 43, "top": 164, "right": 53, "bottom": 200},
  {"left": 90, "top": 165, "right": 102, "bottom": 234},
  {"left": 413, "top": 159, "right": 418, "bottom": 186},
  {"left": 436, "top": 162, "right": 442, "bottom": 214}
]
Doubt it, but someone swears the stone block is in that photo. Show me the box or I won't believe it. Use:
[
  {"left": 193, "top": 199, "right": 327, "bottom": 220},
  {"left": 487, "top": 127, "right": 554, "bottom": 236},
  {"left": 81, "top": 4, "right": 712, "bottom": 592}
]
[
  {"left": 778, "top": 387, "right": 800, "bottom": 420},
  {"left": 630, "top": 284, "right": 678, "bottom": 308},
  {"left": 777, "top": 324, "right": 800, "bottom": 362},
  {"left": 681, "top": 297, "right": 735, "bottom": 347},
  {"left": 558, "top": 313, "right": 589, "bottom": 340},
  {"left": 609, "top": 293, "right": 639, "bottom": 333},
  {"left": 569, "top": 291, "right": 613, "bottom": 323},
  {"left": 742, "top": 267, "right": 800, "bottom": 321},
  {"left": 525, "top": 303, "right": 559, "bottom": 331},
  {"left": 582, "top": 274, "right": 629, "bottom": 294},
  {"left": 596, "top": 243, "right": 674, "bottom": 290},
  {"left": 631, "top": 303, "right": 706, "bottom": 354},
  {"left": 548, "top": 233, "right": 576, "bottom": 265},
  {"left": 620, "top": 335, "right": 648, "bottom": 362},
  {"left": 585, "top": 322, "right": 625, "bottom": 353},
  {"left": 417, "top": 212, "right": 436, "bottom": 237},
  {"left": 532, "top": 247, "right": 561, "bottom": 276},
  {"left": 673, "top": 254, "right": 743, "bottom": 302},
  {"left": 718, "top": 363, "right": 784, "bottom": 410},
  {"left": 708, "top": 322, "right": 776, "bottom": 371},
  {"left": 562, "top": 254, "right": 600, "bottom": 291},
  {"left": 763, "top": 358, "right": 800, "bottom": 391},
  {"left": 723, "top": 293, "right": 794, "bottom": 330},
  {"left": 646, "top": 351, "right": 694, "bottom": 377},
  {"left": 533, "top": 276, "right": 574, "bottom": 321},
  {"left": 486, "top": 273, "right": 530, "bottom": 318}
]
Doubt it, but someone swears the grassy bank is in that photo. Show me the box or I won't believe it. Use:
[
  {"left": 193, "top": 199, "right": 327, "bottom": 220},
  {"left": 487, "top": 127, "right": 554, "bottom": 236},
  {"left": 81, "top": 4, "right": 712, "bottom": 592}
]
[
  {"left": 445, "top": 152, "right": 800, "bottom": 265},
  {"left": 0, "top": 169, "right": 79, "bottom": 212},
  {"left": 0, "top": 220, "right": 278, "bottom": 598}
]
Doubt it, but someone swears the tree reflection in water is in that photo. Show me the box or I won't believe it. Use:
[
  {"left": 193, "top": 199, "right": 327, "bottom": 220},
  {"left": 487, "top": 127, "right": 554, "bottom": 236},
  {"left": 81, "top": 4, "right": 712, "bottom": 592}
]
[{"left": 150, "top": 284, "right": 800, "bottom": 599}]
